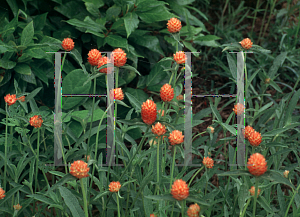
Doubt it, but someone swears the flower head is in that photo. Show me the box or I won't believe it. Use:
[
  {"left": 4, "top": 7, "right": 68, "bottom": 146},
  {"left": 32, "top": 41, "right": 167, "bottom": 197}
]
[
  {"left": 150, "top": 214, "right": 157, "bottom": 217},
  {"left": 62, "top": 38, "right": 74, "bottom": 51},
  {"left": 171, "top": 179, "right": 189, "bottom": 200},
  {"left": 29, "top": 115, "right": 43, "bottom": 128},
  {"left": 248, "top": 131, "right": 262, "bottom": 147},
  {"left": 0, "top": 187, "right": 5, "bottom": 199},
  {"left": 4, "top": 94, "right": 17, "bottom": 106},
  {"left": 88, "top": 49, "right": 102, "bottom": 66},
  {"left": 203, "top": 156, "right": 214, "bottom": 169},
  {"left": 187, "top": 203, "right": 200, "bottom": 217},
  {"left": 249, "top": 186, "right": 261, "bottom": 198},
  {"left": 169, "top": 130, "right": 184, "bottom": 145},
  {"left": 109, "top": 88, "right": 124, "bottom": 101},
  {"left": 70, "top": 160, "right": 90, "bottom": 179},
  {"left": 239, "top": 38, "right": 253, "bottom": 50},
  {"left": 160, "top": 83, "right": 174, "bottom": 102},
  {"left": 109, "top": 181, "right": 121, "bottom": 192},
  {"left": 158, "top": 109, "right": 165, "bottom": 117},
  {"left": 283, "top": 170, "right": 289, "bottom": 178},
  {"left": 111, "top": 48, "right": 127, "bottom": 67},
  {"left": 233, "top": 103, "right": 244, "bottom": 116},
  {"left": 176, "top": 95, "right": 184, "bottom": 101},
  {"left": 207, "top": 126, "right": 214, "bottom": 134},
  {"left": 167, "top": 18, "right": 182, "bottom": 33},
  {"left": 247, "top": 153, "right": 267, "bottom": 176},
  {"left": 152, "top": 122, "right": 166, "bottom": 136},
  {"left": 173, "top": 51, "right": 186, "bottom": 64},
  {"left": 141, "top": 99, "right": 157, "bottom": 125},
  {"left": 265, "top": 78, "right": 271, "bottom": 84},
  {"left": 98, "top": 56, "right": 112, "bottom": 74},
  {"left": 17, "top": 96, "right": 25, "bottom": 102},
  {"left": 13, "top": 204, "right": 22, "bottom": 210},
  {"left": 244, "top": 126, "right": 255, "bottom": 139}
]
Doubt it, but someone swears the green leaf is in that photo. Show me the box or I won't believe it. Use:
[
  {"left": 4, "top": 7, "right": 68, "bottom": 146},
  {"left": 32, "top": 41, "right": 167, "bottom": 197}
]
[
  {"left": 194, "top": 35, "right": 221, "bottom": 41},
  {"left": 217, "top": 170, "right": 252, "bottom": 177},
  {"left": 70, "top": 49, "right": 88, "bottom": 74},
  {"left": 257, "top": 196, "right": 274, "bottom": 214},
  {"left": 262, "top": 122, "right": 300, "bottom": 137},
  {"left": 144, "top": 194, "right": 176, "bottom": 201},
  {"left": 146, "top": 60, "right": 171, "bottom": 86},
  {"left": 269, "top": 80, "right": 283, "bottom": 93},
  {"left": 182, "top": 41, "right": 199, "bottom": 57},
  {"left": 210, "top": 104, "right": 222, "bottom": 122},
  {"left": 285, "top": 89, "right": 300, "bottom": 126},
  {"left": 106, "top": 5, "right": 121, "bottom": 21},
  {"left": 0, "top": 185, "right": 23, "bottom": 206},
  {"left": 105, "top": 34, "right": 128, "bottom": 50},
  {"left": 133, "top": 35, "right": 165, "bottom": 55},
  {"left": 121, "top": 65, "right": 141, "bottom": 76},
  {"left": 175, "top": 0, "right": 195, "bottom": 5},
  {"left": 59, "top": 186, "right": 85, "bottom": 217},
  {"left": 6, "top": 0, "right": 18, "bottom": 17},
  {"left": 27, "top": 194, "right": 61, "bottom": 208},
  {"left": 226, "top": 53, "right": 237, "bottom": 80},
  {"left": 125, "top": 92, "right": 142, "bottom": 113},
  {"left": 33, "top": 13, "right": 48, "bottom": 31},
  {"left": 136, "top": 6, "right": 174, "bottom": 23},
  {"left": 238, "top": 184, "right": 249, "bottom": 213},
  {"left": 268, "top": 52, "right": 287, "bottom": 79},
  {"left": 14, "top": 63, "right": 31, "bottom": 75},
  {"left": 260, "top": 170, "right": 295, "bottom": 190},
  {"left": 124, "top": 12, "right": 139, "bottom": 38},
  {"left": 186, "top": 196, "right": 210, "bottom": 206},
  {"left": 66, "top": 16, "right": 105, "bottom": 33},
  {"left": 136, "top": 0, "right": 168, "bottom": 12},
  {"left": 71, "top": 109, "right": 106, "bottom": 122},
  {"left": 21, "top": 21, "right": 34, "bottom": 45},
  {"left": 0, "top": 59, "right": 16, "bottom": 69}
]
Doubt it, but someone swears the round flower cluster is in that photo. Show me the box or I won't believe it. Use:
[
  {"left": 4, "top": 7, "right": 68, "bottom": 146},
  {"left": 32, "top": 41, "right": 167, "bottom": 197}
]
[{"left": 243, "top": 126, "right": 262, "bottom": 147}]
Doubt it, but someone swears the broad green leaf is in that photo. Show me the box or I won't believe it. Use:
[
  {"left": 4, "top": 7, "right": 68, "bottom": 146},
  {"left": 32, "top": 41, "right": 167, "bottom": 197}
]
[
  {"left": 257, "top": 196, "right": 274, "bottom": 214},
  {"left": 136, "top": 0, "right": 168, "bottom": 13},
  {"left": 194, "top": 35, "right": 221, "bottom": 41},
  {"left": 133, "top": 35, "right": 164, "bottom": 56},
  {"left": 260, "top": 170, "right": 295, "bottom": 190},
  {"left": 70, "top": 49, "right": 88, "bottom": 74},
  {"left": 14, "top": 63, "right": 31, "bottom": 75},
  {"left": 121, "top": 65, "right": 141, "bottom": 76},
  {"left": 175, "top": 0, "right": 195, "bottom": 5},
  {"left": 136, "top": 6, "right": 173, "bottom": 23},
  {"left": 285, "top": 89, "right": 300, "bottom": 126},
  {"left": 106, "top": 5, "right": 121, "bottom": 21},
  {"left": 238, "top": 184, "right": 249, "bottom": 213},
  {"left": 105, "top": 34, "right": 128, "bottom": 50},
  {"left": 71, "top": 109, "right": 106, "bottom": 122},
  {"left": 21, "top": 21, "right": 34, "bottom": 45},
  {"left": 0, "top": 59, "right": 16, "bottom": 69},
  {"left": 182, "top": 41, "right": 199, "bottom": 57},
  {"left": 146, "top": 60, "right": 171, "bottom": 86},
  {"left": 268, "top": 52, "right": 287, "bottom": 79},
  {"left": 125, "top": 92, "right": 142, "bottom": 113},
  {"left": 6, "top": 0, "right": 18, "bottom": 17},
  {"left": 227, "top": 53, "right": 237, "bottom": 80},
  {"left": 59, "top": 186, "right": 85, "bottom": 217},
  {"left": 217, "top": 170, "right": 252, "bottom": 177},
  {"left": 33, "top": 13, "right": 48, "bottom": 31},
  {"left": 124, "top": 12, "right": 139, "bottom": 38},
  {"left": 66, "top": 16, "right": 105, "bottom": 33}
]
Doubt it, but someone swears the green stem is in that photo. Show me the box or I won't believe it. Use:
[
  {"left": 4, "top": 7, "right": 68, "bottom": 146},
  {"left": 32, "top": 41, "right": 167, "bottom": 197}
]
[
  {"left": 244, "top": 52, "right": 248, "bottom": 97},
  {"left": 35, "top": 129, "right": 40, "bottom": 193},
  {"left": 284, "top": 183, "right": 300, "bottom": 217},
  {"left": 293, "top": 10, "right": 300, "bottom": 48},
  {"left": 116, "top": 193, "right": 121, "bottom": 217},
  {"left": 181, "top": 200, "right": 185, "bottom": 217},
  {"left": 240, "top": 198, "right": 251, "bottom": 217},
  {"left": 252, "top": 177, "right": 259, "bottom": 217},
  {"left": 250, "top": 0, "right": 261, "bottom": 39},
  {"left": 188, "top": 166, "right": 204, "bottom": 187},
  {"left": 80, "top": 179, "right": 89, "bottom": 217},
  {"left": 257, "top": 1, "right": 269, "bottom": 44},
  {"left": 4, "top": 103, "right": 8, "bottom": 191},
  {"left": 169, "top": 146, "right": 177, "bottom": 190},
  {"left": 261, "top": 0, "right": 276, "bottom": 43},
  {"left": 156, "top": 137, "right": 161, "bottom": 195}
]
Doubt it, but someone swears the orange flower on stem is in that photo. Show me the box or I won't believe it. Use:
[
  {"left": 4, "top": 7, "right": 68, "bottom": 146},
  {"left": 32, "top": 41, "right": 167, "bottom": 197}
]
[
  {"left": 141, "top": 99, "right": 157, "bottom": 125},
  {"left": 13, "top": 204, "right": 22, "bottom": 210},
  {"left": 239, "top": 38, "right": 253, "bottom": 50},
  {"left": 249, "top": 186, "right": 261, "bottom": 198},
  {"left": 176, "top": 94, "right": 184, "bottom": 101},
  {"left": 0, "top": 187, "right": 5, "bottom": 199},
  {"left": 247, "top": 153, "right": 267, "bottom": 176},
  {"left": 111, "top": 48, "right": 127, "bottom": 67},
  {"left": 244, "top": 126, "right": 255, "bottom": 139},
  {"left": 152, "top": 122, "right": 166, "bottom": 136},
  {"left": 167, "top": 18, "right": 182, "bottom": 33},
  {"left": 283, "top": 170, "right": 289, "bottom": 178},
  {"left": 17, "top": 96, "right": 25, "bottom": 102},
  {"left": 248, "top": 131, "right": 262, "bottom": 147},
  {"left": 70, "top": 160, "right": 90, "bottom": 179},
  {"left": 29, "top": 115, "right": 43, "bottom": 128},
  {"left": 203, "top": 157, "right": 214, "bottom": 169},
  {"left": 150, "top": 214, "right": 157, "bottom": 217},
  {"left": 109, "top": 181, "right": 121, "bottom": 192},
  {"left": 160, "top": 83, "right": 174, "bottom": 102},
  {"left": 233, "top": 103, "right": 244, "bottom": 115},
  {"left": 109, "top": 88, "right": 124, "bottom": 101},
  {"left": 87, "top": 49, "right": 102, "bottom": 66},
  {"left": 171, "top": 179, "right": 189, "bottom": 200},
  {"left": 187, "top": 203, "right": 200, "bottom": 217},
  {"left": 169, "top": 130, "right": 184, "bottom": 145},
  {"left": 98, "top": 56, "right": 110, "bottom": 74},
  {"left": 4, "top": 94, "right": 17, "bottom": 106},
  {"left": 173, "top": 51, "right": 186, "bottom": 64},
  {"left": 62, "top": 38, "right": 74, "bottom": 51}
]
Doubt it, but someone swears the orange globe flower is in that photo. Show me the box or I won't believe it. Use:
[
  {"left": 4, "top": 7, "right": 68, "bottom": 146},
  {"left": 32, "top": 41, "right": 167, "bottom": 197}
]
[
  {"left": 13, "top": 204, "right": 22, "bottom": 210},
  {"left": 17, "top": 96, "right": 25, "bottom": 102},
  {"left": 150, "top": 214, "right": 157, "bottom": 217},
  {"left": 98, "top": 56, "right": 112, "bottom": 74},
  {"left": 249, "top": 186, "right": 261, "bottom": 198},
  {"left": 244, "top": 126, "right": 255, "bottom": 139},
  {"left": 0, "top": 187, "right": 5, "bottom": 199},
  {"left": 4, "top": 94, "right": 17, "bottom": 106},
  {"left": 207, "top": 126, "right": 214, "bottom": 134},
  {"left": 152, "top": 122, "right": 166, "bottom": 136},
  {"left": 157, "top": 109, "right": 165, "bottom": 117},
  {"left": 203, "top": 156, "right": 214, "bottom": 169},
  {"left": 70, "top": 160, "right": 90, "bottom": 179},
  {"left": 248, "top": 131, "right": 262, "bottom": 147},
  {"left": 169, "top": 130, "right": 184, "bottom": 145},
  {"left": 283, "top": 170, "right": 289, "bottom": 178},
  {"left": 167, "top": 18, "right": 182, "bottom": 33},
  {"left": 160, "top": 83, "right": 174, "bottom": 102},
  {"left": 176, "top": 94, "right": 184, "bottom": 101},
  {"left": 173, "top": 51, "right": 186, "bottom": 64},
  {"left": 141, "top": 99, "right": 157, "bottom": 125},
  {"left": 247, "top": 153, "right": 267, "bottom": 176},
  {"left": 111, "top": 48, "right": 127, "bottom": 67},
  {"left": 109, "top": 88, "right": 124, "bottom": 101},
  {"left": 109, "top": 181, "right": 121, "bottom": 192},
  {"left": 239, "top": 38, "right": 253, "bottom": 50},
  {"left": 171, "top": 179, "right": 189, "bottom": 200},
  {"left": 187, "top": 203, "right": 200, "bottom": 217},
  {"left": 62, "top": 38, "right": 74, "bottom": 51},
  {"left": 88, "top": 49, "right": 102, "bottom": 66},
  {"left": 233, "top": 103, "right": 244, "bottom": 115},
  {"left": 29, "top": 115, "right": 43, "bottom": 128}
]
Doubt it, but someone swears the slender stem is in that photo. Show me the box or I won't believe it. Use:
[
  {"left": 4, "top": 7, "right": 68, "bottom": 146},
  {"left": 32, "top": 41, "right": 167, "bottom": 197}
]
[
  {"left": 4, "top": 103, "right": 8, "bottom": 191},
  {"left": 293, "top": 10, "right": 300, "bottom": 48},
  {"left": 257, "top": 1, "right": 269, "bottom": 45},
  {"left": 80, "top": 179, "right": 89, "bottom": 217},
  {"left": 250, "top": 0, "right": 261, "bottom": 39},
  {"left": 156, "top": 137, "right": 161, "bottom": 195},
  {"left": 35, "top": 129, "right": 40, "bottom": 193},
  {"left": 284, "top": 183, "right": 300, "bottom": 217},
  {"left": 116, "top": 193, "right": 121, "bottom": 217},
  {"left": 171, "top": 203, "right": 174, "bottom": 217},
  {"left": 181, "top": 200, "right": 185, "bottom": 217},
  {"left": 188, "top": 166, "right": 204, "bottom": 187},
  {"left": 169, "top": 146, "right": 177, "bottom": 190},
  {"left": 252, "top": 177, "right": 258, "bottom": 217},
  {"left": 261, "top": 0, "right": 276, "bottom": 43},
  {"left": 240, "top": 198, "right": 251, "bottom": 217}
]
